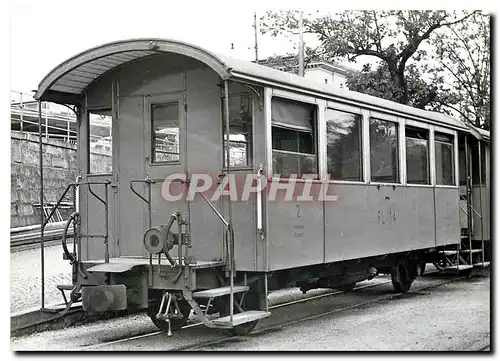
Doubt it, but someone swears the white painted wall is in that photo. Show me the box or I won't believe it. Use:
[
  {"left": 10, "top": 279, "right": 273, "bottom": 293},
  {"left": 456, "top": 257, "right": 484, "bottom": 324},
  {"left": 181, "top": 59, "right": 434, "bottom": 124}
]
[{"left": 304, "top": 67, "right": 347, "bottom": 89}]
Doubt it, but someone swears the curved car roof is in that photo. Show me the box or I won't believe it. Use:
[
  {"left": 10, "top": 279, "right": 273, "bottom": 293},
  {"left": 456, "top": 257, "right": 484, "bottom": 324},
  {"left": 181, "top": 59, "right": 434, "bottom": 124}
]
[{"left": 35, "top": 38, "right": 476, "bottom": 132}]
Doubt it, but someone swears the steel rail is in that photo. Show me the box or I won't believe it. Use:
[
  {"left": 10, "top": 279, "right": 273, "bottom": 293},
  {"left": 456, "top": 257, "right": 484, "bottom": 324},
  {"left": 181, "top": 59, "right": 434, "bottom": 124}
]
[
  {"left": 181, "top": 274, "right": 466, "bottom": 351},
  {"left": 82, "top": 270, "right": 465, "bottom": 351},
  {"left": 81, "top": 279, "right": 392, "bottom": 350}
]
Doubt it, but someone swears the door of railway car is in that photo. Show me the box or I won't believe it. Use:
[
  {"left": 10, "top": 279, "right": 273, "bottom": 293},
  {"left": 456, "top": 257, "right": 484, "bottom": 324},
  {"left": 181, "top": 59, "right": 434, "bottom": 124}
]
[
  {"left": 117, "top": 92, "right": 191, "bottom": 258},
  {"left": 140, "top": 85, "right": 225, "bottom": 262},
  {"left": 140, "top": 93, "right": 189, "bottom": 259}
]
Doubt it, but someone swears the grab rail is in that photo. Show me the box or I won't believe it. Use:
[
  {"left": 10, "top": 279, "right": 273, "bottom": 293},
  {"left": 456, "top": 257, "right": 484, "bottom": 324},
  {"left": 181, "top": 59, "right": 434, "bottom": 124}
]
[
  {"left": 62, "top": 212, "right": 79, "bottom": 264},
  {"left": 197, "top": 187, "right": 236, "bottom": 320},
  {"left": 197, "top": 192, "right": 234, "bottom": 268},
  {"left": 459, "top": 194, "right": 483, "bottom": 220},
  {"left": 129, "top": 177, "right": 155, "bottom": 285},
  {"left": 40, "top": 179, "right": 111, "bottom": 310}
]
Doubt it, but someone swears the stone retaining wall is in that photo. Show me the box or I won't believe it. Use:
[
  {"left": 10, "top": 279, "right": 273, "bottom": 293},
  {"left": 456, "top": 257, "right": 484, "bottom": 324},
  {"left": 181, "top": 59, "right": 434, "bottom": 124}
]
[{"left": 10, "top": 131, "right": 111, "bottom": 227}]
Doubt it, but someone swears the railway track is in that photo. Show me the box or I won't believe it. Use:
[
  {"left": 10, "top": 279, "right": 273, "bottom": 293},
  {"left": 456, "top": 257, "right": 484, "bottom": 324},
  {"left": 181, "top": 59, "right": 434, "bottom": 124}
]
[
  {"left": 10, "top": 222, "right": 72, "bottom": 248},
  {"left": 83, "top": 272, "right": 468, "bottom": 351},
  {"left": 81, "top": 280, "right": 390, "bottom": 350},
  {"left": 181, "top": 274, "right": 468, "bottom": 351}
]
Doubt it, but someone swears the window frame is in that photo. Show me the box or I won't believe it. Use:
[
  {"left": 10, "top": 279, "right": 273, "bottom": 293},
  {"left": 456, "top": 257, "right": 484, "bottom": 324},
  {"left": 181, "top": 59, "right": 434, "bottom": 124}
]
[
  {"left": 270, "top": 94, "right": 319, "bottom": 179},
  {"left": 405, "top": 123, "right": 431, "bottom": 186},
  {"left": 434, "top": 126, "right": 458, "bottom": 188},
  {"left": 324, "top": 106, "right": 364, "bottom": 183},
  {"left": 221, "top": 92, "right": 255, "bottom": 170},
  {"left": 368, "top": 113, "right": 401, "bottom": 185},
  {"left": 150, "top": 100, "right": 182, "bottom": 166},
  {"left": 87, "top": 107, "right": 113, "bottom": 175}
]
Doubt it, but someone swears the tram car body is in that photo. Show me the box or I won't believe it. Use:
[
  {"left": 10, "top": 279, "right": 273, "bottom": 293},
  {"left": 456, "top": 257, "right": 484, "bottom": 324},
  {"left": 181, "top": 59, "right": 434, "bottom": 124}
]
[{"left": 34, "top": 39, "right": 490, "bottom": 335}]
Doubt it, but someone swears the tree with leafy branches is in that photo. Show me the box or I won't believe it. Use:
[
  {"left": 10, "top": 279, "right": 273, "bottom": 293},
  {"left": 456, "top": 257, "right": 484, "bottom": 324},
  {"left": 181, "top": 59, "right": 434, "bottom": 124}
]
[
  {"left": 427, "top": 12, "right": 490, "bottom": 129},
  {"left": 260, "top": 10, "right": 489, "bottom": 128}
]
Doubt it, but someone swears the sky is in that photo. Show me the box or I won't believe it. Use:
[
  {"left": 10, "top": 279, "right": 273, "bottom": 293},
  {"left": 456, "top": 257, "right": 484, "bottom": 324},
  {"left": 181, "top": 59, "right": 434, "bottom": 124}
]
[
  {"left": 8, "top": 2, "right": 496, "bottom": 98},
  {"left": 8, "top": 4, "right": 334, "bottom": 97}
]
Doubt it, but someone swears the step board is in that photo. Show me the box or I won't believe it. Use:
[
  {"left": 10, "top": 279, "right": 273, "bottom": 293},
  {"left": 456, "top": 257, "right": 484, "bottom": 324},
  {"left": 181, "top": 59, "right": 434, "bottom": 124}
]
[
  {"left": 57, "top": 284, "right": 73, "bottom": 291},
  {"left": 473, "top": 261, "right": 490, "bottom": 268},
  {"left": 442, "top": 249, "right": 482, "bottom": 256},
  {"left": 212, "top": 310, "right": 271, "bottom": 327},
  {"left": 192, "top": 285, "right": 249, "bottom": 298},
  {"left": 442, "top": 265, "right": 473, "bottom": 272},
  {"left": 460, "top": 249, "right": 482, "bottom": 254}
]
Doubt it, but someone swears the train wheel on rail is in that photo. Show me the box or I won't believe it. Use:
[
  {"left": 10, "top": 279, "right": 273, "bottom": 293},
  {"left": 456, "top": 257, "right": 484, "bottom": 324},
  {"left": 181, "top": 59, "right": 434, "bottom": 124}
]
[
  {"left": 391, "top": 259, "right": 417, "bottom": 293},
  {"left": 214, "top": 291, "right": 262, "bottom": 336},
  {"left": 147, "top": 297, "right": 191, "bottom": 332}
]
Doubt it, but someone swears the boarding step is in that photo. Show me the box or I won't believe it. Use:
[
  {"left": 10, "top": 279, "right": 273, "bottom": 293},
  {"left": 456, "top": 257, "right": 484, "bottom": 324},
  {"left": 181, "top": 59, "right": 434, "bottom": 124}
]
[
  {"left": 192, "top": 285, "right": 249, "bottom": 298},
  {"left": 442, "top": 265, "right": 473, "bottom": 272},
  {"left": 460, "top": 249, "right": 482, "bottom": 254},
  {"left": 442, "top": 249, "right": 482, "bottom": 256},
  {"left": 57, "top": 284, "right": 73, "bottom": 291},
  {"left": 473, "top": 261, "right": 490, "bottom": 268},
  {"left": 212, "top": 310, "right": 271, "bottom": 327}
]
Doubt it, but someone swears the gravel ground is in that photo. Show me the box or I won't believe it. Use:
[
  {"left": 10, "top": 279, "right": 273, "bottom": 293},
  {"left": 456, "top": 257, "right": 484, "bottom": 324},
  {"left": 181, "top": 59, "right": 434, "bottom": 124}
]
[
  {"left": 10, "top": 271, "right": 490, "bottom": 351},
  {"left": 10, "top": 243, "right": 72, "bottom": 313},
  {"left": 197, "top": 274, "right": 490, "bottom": 351}
]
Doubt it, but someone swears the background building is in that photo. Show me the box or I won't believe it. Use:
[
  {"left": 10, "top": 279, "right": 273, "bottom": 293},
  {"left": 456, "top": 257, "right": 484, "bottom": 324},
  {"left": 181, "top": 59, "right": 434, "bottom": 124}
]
[{"left": 257, "top": 55, "right": 356, "bottom": 88}]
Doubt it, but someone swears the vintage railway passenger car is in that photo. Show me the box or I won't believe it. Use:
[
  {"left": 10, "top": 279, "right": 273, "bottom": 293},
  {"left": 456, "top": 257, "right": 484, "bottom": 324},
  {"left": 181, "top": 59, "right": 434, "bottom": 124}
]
[{"left": 34, "top": 39, "right": 490, "bottom": 335}]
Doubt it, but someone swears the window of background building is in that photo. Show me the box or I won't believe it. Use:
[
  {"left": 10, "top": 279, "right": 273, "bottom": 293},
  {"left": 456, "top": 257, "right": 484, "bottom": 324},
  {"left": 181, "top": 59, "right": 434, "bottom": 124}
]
[
  {"left": 271, "top": 97, "right": 317, "bottom": 177},
  {"left": 88, "top": 109, "right": 112, "bottom": 173},
  {"left": 151, "top": 102, "right": 180, "bottom": 164},
  {"left": 222, "top": 94, "right": 253, "bottom": 168},
  {"left": 435, "top": 132, "right": 455, "bottom": 185},
  {"left": 326, "top": 109, "right": 362, "bottom": 181},
  {"left": 370, "top": 118, "right": 399, "bottom": 183},
  {"left": 406, "top": 126, "right": 429, "bottom": 184}
]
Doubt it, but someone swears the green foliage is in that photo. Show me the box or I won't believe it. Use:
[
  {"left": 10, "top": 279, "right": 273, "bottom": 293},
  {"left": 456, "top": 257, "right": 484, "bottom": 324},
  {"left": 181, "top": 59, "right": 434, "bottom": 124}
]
[
  {"left": 260, "top": 10, "right": 489, "bottom": 128},
  {"left": 346, "top": 61, "right": 460, "bottom": 115},
  {"left": 429, "top": 13, "right": 490, "bottom": 129}
]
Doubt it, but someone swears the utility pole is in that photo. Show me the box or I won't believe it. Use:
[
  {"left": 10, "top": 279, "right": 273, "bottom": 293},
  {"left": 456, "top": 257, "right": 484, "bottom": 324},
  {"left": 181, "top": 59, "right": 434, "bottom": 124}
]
[
  {"left": 298, "top": 11, "right": 305, "bottom": 77},
  {"left": 253, "top": 11, "right": 259, "bottom": 62}
]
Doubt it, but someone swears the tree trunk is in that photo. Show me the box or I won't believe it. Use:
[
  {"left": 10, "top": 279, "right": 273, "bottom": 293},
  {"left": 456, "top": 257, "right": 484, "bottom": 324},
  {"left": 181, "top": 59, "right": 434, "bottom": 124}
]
[
  {"left": 387, "top": 61, "right": 407, "bottom": 104},
  {"left": 395, "top": 70, "right": 408, "bottom": 104}
]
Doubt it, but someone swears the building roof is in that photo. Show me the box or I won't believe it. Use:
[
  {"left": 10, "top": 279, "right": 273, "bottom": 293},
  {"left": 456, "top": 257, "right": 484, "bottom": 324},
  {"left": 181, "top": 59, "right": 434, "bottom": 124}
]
[
  {"left": 256, "top": 55, "right": 355, "bottom": 76},
  {"left": 35, "top": 38, "right": 473, "bottom": 132}
]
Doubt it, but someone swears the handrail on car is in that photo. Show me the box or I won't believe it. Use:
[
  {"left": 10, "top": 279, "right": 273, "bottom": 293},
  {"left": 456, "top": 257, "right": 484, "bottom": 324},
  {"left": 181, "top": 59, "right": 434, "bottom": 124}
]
[
  {"left": 130, "top": 177, "right": 155, "bottom": 227},
  {"left": 197, "top": 191, "right": 234, "bottom": 272},
  {"left": 42, "top": 179, "right": 111, "bottom": 258},
  {"left": 39, "top": 179, "right": 110, "bottom": 310},
  {"left": 459, "top": 194, "right": 483, "bottom": 220},
  {"left": 62, "top": 211, "right": 79, "bottom": 264},
  {"left": 129, "top": 177, "right": 155, "bottom": 285}
]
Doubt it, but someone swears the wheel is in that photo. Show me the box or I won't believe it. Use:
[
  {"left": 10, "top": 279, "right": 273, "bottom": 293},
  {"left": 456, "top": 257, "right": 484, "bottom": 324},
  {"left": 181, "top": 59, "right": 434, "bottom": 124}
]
[
  {"left": 147, "top": 296, "right": 191, "bottom": 332},
  {"left": 338, "top": 282, "right": 356, "bottom": 292},
  {"left": 214, "top": 291, "right": 262, "bottom": 336},
  {"left": 391, "top": 260, "right": 416, "bottom": 293}
]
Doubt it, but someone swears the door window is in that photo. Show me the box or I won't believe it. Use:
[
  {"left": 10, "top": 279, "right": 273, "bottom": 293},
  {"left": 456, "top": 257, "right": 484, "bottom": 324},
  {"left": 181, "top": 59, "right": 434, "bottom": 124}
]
[{"left": 151, "top": 102, "right": 180, "bottom": 163}]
